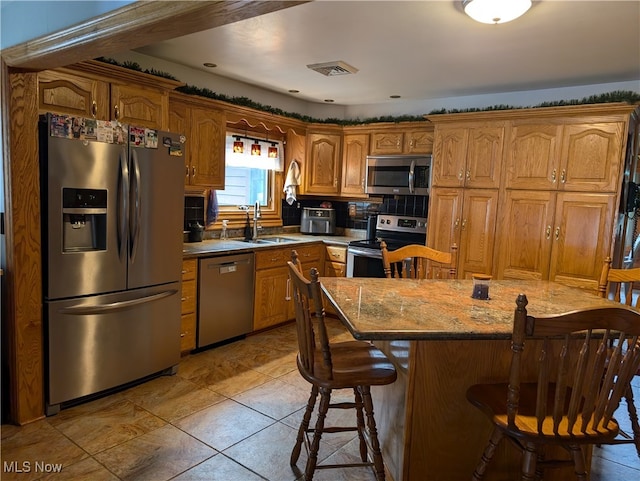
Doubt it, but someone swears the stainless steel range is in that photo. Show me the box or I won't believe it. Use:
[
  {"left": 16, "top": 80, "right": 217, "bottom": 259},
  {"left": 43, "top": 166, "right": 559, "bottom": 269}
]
[{"left": 346, "top": 214, "right": 427, "bottom": 277}]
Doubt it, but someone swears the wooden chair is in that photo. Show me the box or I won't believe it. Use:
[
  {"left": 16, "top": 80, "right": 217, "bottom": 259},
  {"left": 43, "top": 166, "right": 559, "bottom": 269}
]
[
  {"left": 466, "top": 294, "right": 640, "bottom": 480},
  {"left": 381, "top": 241, "right": 457, "bottom": 279},
  {"left": 596, "top": 256, "right": 640, "bottom": 457},
  {"left": 287, "top": 251, "right": 397, "bottom": 481}
]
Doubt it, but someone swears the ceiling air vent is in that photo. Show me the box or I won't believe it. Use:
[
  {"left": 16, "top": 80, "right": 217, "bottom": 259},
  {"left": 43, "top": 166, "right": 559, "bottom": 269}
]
[{"left": 306, "top": 61, "right": 359, "bottom": 77}]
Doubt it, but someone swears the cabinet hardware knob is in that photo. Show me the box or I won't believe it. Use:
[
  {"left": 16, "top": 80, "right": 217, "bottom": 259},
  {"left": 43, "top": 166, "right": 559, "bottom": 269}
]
[
  {"left": 560, "top": 169, "right": 566, "bottom": 183},
  {"left": 458, "top": 170, "right": 464, "bottom": 181},
  {"left": 180, "top": 333, "right": 185, "bottom": 338},
  {"left": 466, "top": 170, "right": 471, "bottom": 182},
  {"left": 113, "top": 105, "right": 119, "bottom": 120},
  {"left": 192, "top": 167, "right": 196, "bottom": 177},
  {"left": 185, "top": 166, "right": 189, "bottom": 178},
  {"left": 91, "top": 100, "right": 97, "bottom": 118},
  {"left": 181, "top": 297, "right": 187, "bottom": 302},
  {"left": 552, "top": 169, "right": 557, "bottom": 182},
  {"left": 461, "top": 219, "right": 467, "bottom": 230},
  {"left": 545, "top": 225, "right": 551, "bottom": 240},
  {"left": 454, "top": 218, "right": 460, "bottom": 229},
  {"left": 555, "top": 226, "right": 560, "bottom": 240}
]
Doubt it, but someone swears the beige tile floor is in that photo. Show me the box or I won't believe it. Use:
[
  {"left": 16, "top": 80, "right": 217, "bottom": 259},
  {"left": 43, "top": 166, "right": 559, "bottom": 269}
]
[{"left": 1, "top": 319, "right": 639, "bottom": 481}]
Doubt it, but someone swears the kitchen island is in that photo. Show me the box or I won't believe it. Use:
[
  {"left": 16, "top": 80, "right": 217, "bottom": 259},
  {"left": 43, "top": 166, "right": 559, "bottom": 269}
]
[{"left": 320, "top": 277, "right": 618, "bottom": 481}]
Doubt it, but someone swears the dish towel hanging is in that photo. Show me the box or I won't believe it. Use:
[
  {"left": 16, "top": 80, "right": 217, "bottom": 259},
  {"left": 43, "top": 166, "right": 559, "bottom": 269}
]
[
  {"left": 283, "top": 159, "right": 301, "bottom": 205},
  {"left": 206, "top": 189, "right": 219, "bottom": 226}
]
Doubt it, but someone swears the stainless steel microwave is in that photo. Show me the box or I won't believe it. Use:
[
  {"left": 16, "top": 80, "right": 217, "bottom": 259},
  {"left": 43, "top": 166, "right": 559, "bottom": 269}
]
[{"left": 365, "top": 155, "right": 431, "bottom": 196}]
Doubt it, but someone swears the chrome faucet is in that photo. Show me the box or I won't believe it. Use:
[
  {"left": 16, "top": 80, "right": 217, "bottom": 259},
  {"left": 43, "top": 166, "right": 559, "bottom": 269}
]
[{"left": 252, "top": 201, "right": 261, "bottom": 241}]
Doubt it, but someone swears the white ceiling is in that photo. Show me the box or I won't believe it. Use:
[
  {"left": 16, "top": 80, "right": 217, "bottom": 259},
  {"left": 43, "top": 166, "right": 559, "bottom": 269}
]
[{"left": 135, "top": 0, "right": 640, "bottom": 106}]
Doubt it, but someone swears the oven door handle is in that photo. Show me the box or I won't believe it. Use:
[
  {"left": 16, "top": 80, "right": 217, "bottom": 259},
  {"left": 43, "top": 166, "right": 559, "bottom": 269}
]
[{"left": 347, "top": 247, "right": 383, "bottom": 258}]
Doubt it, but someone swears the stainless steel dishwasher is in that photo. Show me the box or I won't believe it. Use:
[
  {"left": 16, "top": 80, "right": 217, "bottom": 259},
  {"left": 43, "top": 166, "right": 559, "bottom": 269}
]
[{"left": 197, "top": 253, "right": 255, "bottom": 348}]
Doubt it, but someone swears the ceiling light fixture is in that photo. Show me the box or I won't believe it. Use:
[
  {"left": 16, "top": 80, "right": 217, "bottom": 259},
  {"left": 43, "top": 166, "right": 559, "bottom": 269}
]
[
  {"left": 202, "top": 62, "right": 217, "bottom": 68},
  {"left": 462, "top": 0, "right": 531, "bottom": 24}
]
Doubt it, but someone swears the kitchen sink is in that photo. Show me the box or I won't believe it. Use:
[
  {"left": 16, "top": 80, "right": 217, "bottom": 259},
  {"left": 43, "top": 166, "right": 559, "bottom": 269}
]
[{"left": 243, "top": 236, "right": 297, "bottom": 244}]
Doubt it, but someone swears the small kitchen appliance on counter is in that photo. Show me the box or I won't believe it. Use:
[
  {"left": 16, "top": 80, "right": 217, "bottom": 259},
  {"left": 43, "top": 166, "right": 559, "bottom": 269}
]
[{"left": 300, "top": 207, "right": 336, "bottom": 235}]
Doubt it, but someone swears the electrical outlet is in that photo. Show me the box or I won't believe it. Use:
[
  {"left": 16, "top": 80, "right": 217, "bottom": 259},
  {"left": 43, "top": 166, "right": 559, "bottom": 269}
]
[{"left": 348, "top": 204, "right": 357, "bottom": 217}]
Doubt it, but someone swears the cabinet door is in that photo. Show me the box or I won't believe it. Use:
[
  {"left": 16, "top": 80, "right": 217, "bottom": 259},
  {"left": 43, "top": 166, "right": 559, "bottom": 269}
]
[
  {"left": 190, "top": 107, "right": 226, "bottom": 188},
  {"left": 466, "top": 125, "right": 504, "bottom": 189},
  {"left": 505, "top": 123, "right": 561, "bottom": 190},
  {"left": 341, "top": 134, "right": 369, "bottom": 196},
  {"left": 38, "top": 70, "right": 109, "bottom": 119},
  {"left": 168, "top": 100, "right": 190, "bottom": 183},
  {"left": 404, "top": 129, "right": 434, "bottom": 154},
  {"left": 370, "top": 131, "right": 404, "bottom": 155},
  {"left": 431, "top": 126, "right": 468, "bottom": 187},
  {"left": 549, "top": 192, "right": 616, "bottom": 289},
  {"left": 560, "top": 122, "right": 625, "bottom": 192},
  {"left": 457, "top": 189, "right": 499, "bottom": 279},
  {"left": 254, "top": 266, "right": 290, "bottom": 331},
  {"left": 495, "top": 190, "right": 555, "bottom": 281},
  {"left": 305, "top": 133, "right": 341, "bottom": 195},
  {"left": 111, "top": 84, "right": 168, "bottom": 129},
  {"left": 427, "top": 187, "right": 464, "bottom": 255},
  {"left": 286, "top": 129, "right": 306, "bottom": 194}
]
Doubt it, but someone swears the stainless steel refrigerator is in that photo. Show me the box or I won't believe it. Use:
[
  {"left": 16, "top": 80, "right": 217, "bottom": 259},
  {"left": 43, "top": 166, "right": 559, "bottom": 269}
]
[{"left": 40, "top": 114, "right": 185, "bottom": 414}]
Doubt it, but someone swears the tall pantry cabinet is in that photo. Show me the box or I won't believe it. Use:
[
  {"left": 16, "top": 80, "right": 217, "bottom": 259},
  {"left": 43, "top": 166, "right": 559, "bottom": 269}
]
[{"left": 426, "top": 104, "right": 638, "bottom": 288}]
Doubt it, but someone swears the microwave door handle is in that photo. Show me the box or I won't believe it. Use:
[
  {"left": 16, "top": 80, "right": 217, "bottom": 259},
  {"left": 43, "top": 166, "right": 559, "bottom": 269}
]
[{"left": 408, "top": 160, "right": 416, "bottom": 194}]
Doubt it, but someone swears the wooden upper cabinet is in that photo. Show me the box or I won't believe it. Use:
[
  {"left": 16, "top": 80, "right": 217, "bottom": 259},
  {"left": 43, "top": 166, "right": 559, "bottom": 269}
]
[
  {"left": 560, "top": 122, "right": 625, "bottom": 192},
  {"left": 370, "top": 131, "right": 404, "bottom": 155},
  {"left": 432, "top": 123, "right": 504, "bottom": 189},
  {"left": 285, "top": 129, "right": 306, "bottom": 194},
  {"left": 111, "top": 83, "right": 169, "bottom": 130},
  {"left": 504, "top": 123, "right": 561, "bottom": 190},
  {"left": 505, "top": 120, "right": 625, "bottom": 192},
  {"left": 169, "top": 96, "right": 226, "bottom": 188},
  {"left": 370, "top": 128, "right": 433, "bottom": 155},
  {"left": 404, "top": 129, "right": 434, "bottom": 154},
  {"left": 168, "top": 101, "right": 190, "bottom": 181},
  {"left": 38, "top": 70, "right": 109, "bottom": 119},
  {"left": 341, "top": 133, "right": 369, "bottom": 196},
  {"left": 189, "top": 106, "right": 226, "bottom": 188},
  {"left": 305, "top": 132, "right": 341, "bottom": 195}
]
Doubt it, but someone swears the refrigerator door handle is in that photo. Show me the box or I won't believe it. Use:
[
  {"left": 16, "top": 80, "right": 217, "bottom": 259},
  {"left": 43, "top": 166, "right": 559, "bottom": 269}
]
[
  {"left": 58, "top": 289, "right": 178, "bottom": 315},
  {"left": 129, "top": 149, "right": 142, "bottom": 261},
  {"left": 118, "top": 147, "right": 129, "bottom": 260}
]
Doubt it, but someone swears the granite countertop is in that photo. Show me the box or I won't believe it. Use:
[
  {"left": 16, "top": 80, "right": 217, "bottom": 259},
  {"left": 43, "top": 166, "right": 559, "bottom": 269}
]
[
  {"left": 320, "top": 278, "right": 617, "bottom": 341},
  {"left": 182, "top": 232, "right": 362, "bottom": 258}
]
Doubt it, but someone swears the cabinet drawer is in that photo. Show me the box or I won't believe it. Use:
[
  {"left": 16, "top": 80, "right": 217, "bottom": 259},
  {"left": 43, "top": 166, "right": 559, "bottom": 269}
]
[
  {"left": 255, "top": 248, "right": 291, "bottom": 270},
  {"left": 255, "top": 244, "right": 323, "bottom": 270},
  {"left": 180, "top": 312, "right": 196, "bottom": 352},
  {"left": 325, "top": 245, "right": 347, "bottom": 264},
  {"left": 181, "top": 279, "right": 196, "bottom": 314},
  {"left": 182, "top": 259, "right": 197, "bottom": 281}
]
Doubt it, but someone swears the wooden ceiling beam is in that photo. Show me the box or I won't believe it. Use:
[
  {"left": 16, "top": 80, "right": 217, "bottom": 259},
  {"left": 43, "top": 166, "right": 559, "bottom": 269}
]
[{"left": 1, "top": 0, "right": 310, "bottom": 71}]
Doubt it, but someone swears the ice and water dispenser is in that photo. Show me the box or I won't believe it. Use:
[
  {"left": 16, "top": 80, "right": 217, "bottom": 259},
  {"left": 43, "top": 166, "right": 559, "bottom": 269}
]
[{"left": 62, "top": 188, "right": 107, "bottom": 252}]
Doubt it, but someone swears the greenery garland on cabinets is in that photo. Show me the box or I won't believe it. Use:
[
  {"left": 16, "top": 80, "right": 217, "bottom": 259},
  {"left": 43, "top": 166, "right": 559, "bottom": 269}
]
[{"left": 96, "top": 57, "right": 639, "bottom": 124}]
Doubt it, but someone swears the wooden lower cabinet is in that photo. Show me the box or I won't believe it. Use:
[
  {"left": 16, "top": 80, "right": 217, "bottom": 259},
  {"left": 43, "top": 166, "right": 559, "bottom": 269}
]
[
  {"left": 427, "top": 187, "right": 498, "bottom": 279},
  {"left": 180, "top": 259, "right": 197, "bottom": 353},
  {"left": 324, "top": 245, "right": 347, "bottom": 277},
  {"left": 253, "top": 244, "right": 324, "bottom": 331},
  {"left": 495, "top": 190, "right": 616, "bottom": 290}
]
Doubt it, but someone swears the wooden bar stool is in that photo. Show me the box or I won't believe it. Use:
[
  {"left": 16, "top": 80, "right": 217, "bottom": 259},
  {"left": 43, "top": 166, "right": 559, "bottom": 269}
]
[
  {"left": 287, "top": 251, "right": 397, "bottom": 481},
  {"left": 467, "top": 294, "right": 640, "bottom": 480}
]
